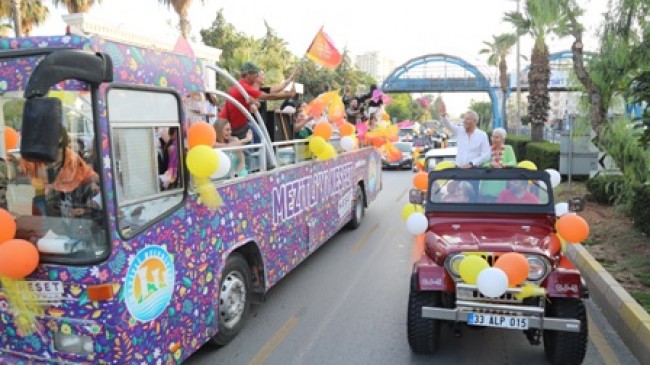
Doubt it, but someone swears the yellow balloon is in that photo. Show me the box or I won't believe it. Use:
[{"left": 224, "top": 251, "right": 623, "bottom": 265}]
[
  {"left": 309, "top": 136, "right": 327, "bottom": 155},
  {"left": 435, "top": 161, "right": 455, "bottom": 171},
  {"left": 518, "top": 160, "right": 537, "bottom": 170},
  {"left": 317, "top": 143, "right": 337, "bottom": 160},
  {"left": 186, "top": 145, "right": 219, "bottom": 178},
  {"left": 401, "top": 204, "right": 424, "bottom": 221},
  {"left": 458, "top": 255, "right": 490, "bottom": 284}
]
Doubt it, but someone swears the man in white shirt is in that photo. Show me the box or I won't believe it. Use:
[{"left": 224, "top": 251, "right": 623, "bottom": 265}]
[{"left": 439, "top": 103, "right": 491, "bottom": 168}]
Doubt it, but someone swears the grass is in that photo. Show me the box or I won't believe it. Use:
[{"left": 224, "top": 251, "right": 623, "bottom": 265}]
[{"left": 631, "top": 292, "right": 650, "bottom": 313}]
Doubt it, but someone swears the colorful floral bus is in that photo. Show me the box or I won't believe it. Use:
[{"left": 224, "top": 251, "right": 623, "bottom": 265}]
[{"left": 0, "top": 33, "right": 381, "bottom": 364}]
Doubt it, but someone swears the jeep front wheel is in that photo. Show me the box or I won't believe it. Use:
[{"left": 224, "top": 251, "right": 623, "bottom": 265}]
[
  {"left": 407, "top": 274, "right": 442, "bottom": 354},
  {"left": 543, "top": 298, "right": 588, "bottom": 365}
]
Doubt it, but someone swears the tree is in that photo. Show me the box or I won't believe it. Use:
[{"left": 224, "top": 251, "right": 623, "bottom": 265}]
[
  {"left": 158, "top": 0, "right": 204, "bottom": 39},
  {"left": 479, "top": 33, "right": 516, "bottom": 131},
  {"left": 1, "top": 0, "right": 49, "bottom": 37},
  {"left": 505, "top": 0, "right": 567, "bottom": 142},
  {"left": 628, "top": 72, "right": 650, "bottom": 148},
  {"left": 386, "top": 93, "right": 413, "bottom": 122},
  {"left": 52, "top": 0, "right": 102, "bottom": 13}
]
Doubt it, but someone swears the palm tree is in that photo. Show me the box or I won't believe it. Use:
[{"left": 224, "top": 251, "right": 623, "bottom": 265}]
[
  {"left": 479, "top": 33, "right": 517, "bottom": 131},
  {"left": 52, "top": 0, "right": 102, "bottom": 13},
  {"left": 505, "top": 0, "right": 567, "bottom": 141},
  {"left": 158, "top": 0, "right": 204, "bottom": 39},
  {"left": 1, "top": 0, "right": 49, "bottom": 37}
]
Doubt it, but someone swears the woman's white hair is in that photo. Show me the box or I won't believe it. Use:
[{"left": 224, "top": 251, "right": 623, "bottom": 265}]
[{"left": 492, "top": 127, "right": 507, "bottom": 140}]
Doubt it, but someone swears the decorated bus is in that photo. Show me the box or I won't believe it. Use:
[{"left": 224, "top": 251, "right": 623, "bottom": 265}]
[{"left": 0, "top": 32, "right": 381, "bottom": 364}]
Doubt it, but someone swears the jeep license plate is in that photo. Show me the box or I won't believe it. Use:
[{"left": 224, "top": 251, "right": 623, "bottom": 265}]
[{"left": 467, "top": 313, "right": 529, "bottom": 329}]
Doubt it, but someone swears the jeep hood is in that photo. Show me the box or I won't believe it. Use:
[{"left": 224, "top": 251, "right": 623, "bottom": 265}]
[{"left": 437, "top": 231, "right": 546, "bottom": 251}]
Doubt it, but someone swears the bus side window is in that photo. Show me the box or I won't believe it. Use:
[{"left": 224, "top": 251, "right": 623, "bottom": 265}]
[{"left": 107, "top": 89, "right": 184, "bottom": 238}]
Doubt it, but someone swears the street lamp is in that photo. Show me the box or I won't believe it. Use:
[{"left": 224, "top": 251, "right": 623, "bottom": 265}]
[
  {"left": 11, "top": 0, "right": 22, "bottom": 38},
  {"left": 515, "top": 0, "right": 522, "bottom": 135}
]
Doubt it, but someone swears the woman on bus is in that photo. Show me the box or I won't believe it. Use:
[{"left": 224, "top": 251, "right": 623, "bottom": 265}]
[{"left": 213, "top": 118, "right": 250, "bottom": 178}]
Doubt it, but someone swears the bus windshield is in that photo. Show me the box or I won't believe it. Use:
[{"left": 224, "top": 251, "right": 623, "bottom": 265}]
[{"left": 1, "top": 55, "right": 107, "bottom": 263}]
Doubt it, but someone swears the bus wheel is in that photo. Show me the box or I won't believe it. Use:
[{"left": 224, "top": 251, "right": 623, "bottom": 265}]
[
  {"left": 210, "top": 253, "right": 251, "bottom": 347},
  {"left": 347, "top": 185, "right": 364, "bottom": 229}
]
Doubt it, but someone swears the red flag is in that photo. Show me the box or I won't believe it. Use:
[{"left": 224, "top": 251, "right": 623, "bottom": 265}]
[{"left": 306, "top": 27, "right": 342, "bottom": 70}]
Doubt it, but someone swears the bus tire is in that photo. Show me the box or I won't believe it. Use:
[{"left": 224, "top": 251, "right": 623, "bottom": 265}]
[
  {"left": 209, "top": 253, "right": 252, "bottom": 347},
  {"left": 347, "top": 185, "right": 364, "bottom": 230}
]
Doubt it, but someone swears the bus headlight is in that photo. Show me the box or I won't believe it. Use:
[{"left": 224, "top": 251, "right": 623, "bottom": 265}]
[{"left": 527, "top": 256, "right": 548, "bottom": 281}]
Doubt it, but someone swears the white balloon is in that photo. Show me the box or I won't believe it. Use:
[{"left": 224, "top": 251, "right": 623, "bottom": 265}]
[
  {"left": 211, "top": 149, "right": 232, "bottom": 179},
  {"left": 406, "top": 212, "right": 428, "bottom": 235},
  {"left": 476, "top": 268, "right": 508, "bottom": 298},
  {"left": 545, "top": 168, "right": 561, "bottom": 188},
  {"left": 340, "top": 136, "right": 356, "bottom": 151},
  {"left": 555, "top": 202, "right": 569, "bottom": 217}
]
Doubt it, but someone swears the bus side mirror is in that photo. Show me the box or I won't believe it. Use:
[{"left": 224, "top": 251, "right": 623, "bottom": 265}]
[
  {"left": 409, "top": 188, "right": 425, "bottom": 205},
  {"left": 20, "top": 97, "right": 63, "bottom": 163}
]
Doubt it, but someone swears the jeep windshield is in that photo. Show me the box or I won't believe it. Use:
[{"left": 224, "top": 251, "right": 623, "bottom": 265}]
[
  {"left": 0, "top": 52, "right": 108, "bottom": 264},
  {"left": 426, "top": 168, "right": 554, "bottom": 213}
]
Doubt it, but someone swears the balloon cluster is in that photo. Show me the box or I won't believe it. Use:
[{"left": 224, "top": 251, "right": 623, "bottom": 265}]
[
  {"left": 0, "top": 208, "right": 43, "bottom": 335},
  {"left": 186, "top": 123, "right": 227, "bottom": 209},
  {"left": 304, "top": 90, "right": 360, "bottom": 159},
  {"left": 457, "top": 253, "right": 546, "bottom": 299}
]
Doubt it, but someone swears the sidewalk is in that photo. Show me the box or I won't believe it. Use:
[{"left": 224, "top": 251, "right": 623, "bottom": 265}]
[{"left": 568, "top": 244, "right": 650, "bottom": 365}]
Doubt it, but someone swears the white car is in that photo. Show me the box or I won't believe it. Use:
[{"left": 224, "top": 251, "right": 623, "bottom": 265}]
[{"left": 423, "top": 147, "right": 457, "bottom": 171}]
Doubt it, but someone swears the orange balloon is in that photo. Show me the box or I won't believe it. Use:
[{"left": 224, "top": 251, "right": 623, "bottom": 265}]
[
  {"left": 340, "top": 122, "right": 356, "bottom": 136},
  {"left": 549, "top": 234, "right": 561, "bottom": 256},
  {"left": 312, "top": 122, "right": 333, "bottom": 140},
  {"left": 0, "top": 239, "right": 40, "bottom": 279},
  {"left": 558, "top": 255, "right": 575, "bottom": 269},
  {"left": 413, "top": 172, "right": 428, "bottom": 191},
  {"left": 188, "top": 122, "right": 216, "bottom": 148},
  {"left": 556, "top": 213, "right": 590, "bottom": 243},
  {"left": 4, "top": 127, "right": 19, "bottom": 150},
  {"left": 371, "top": 136, "right": 385, "bottom": 147},
  {"left": 494, "top": 252, "right": 530, "bottom": 287},
  {"left": 0, "top": 208, "right": 16, "bottom": 243}
]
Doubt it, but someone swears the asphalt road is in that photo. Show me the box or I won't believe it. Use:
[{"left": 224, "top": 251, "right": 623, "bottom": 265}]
[{"left": 185, "top": 170, "right": 640, "bottom": 365}]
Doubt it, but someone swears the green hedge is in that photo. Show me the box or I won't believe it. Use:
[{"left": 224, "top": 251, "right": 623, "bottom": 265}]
[
  {"left": 585, "top": 175, "right": 627, "bottom": 205},
  {"left": 631, "top": 184, "right": 650, "bottom": 236},
  {"left": 506, "top": 135, "right": 531, "bottom": 162},
  {"left": 525, "top": 142, "right": 560, "bottom": 171}
]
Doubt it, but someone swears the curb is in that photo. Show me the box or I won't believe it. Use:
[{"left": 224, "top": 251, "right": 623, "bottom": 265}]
[{"left": 567, "top": 244, "right": 650, "bottom": 365}]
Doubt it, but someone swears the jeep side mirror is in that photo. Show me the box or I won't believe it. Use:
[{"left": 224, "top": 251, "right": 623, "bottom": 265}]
[
  {"left": 20, "top": 97, "right": 63, "bottom": 163},
  {"left": 409, "top": 188, "right": 425, "bottom": 205}
]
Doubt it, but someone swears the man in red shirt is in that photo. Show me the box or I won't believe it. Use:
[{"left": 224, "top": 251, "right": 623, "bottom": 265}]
[
  {"left": 218, "top": 62, "right": 264, "bottom": 140},
  {"left": 496, "top": 180, "right": 540, "bottom": 204}
]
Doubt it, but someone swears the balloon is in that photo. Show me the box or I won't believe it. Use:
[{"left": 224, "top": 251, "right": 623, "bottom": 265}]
[
  {"left": 317, "top": 143, "right": 337, "bottom": 160},
  {"left": 518, "top": 160, "right": 537, "bottom": 170},
  {"left": 556, "top": 213, "right": 589, "bottom": 243},
  {"left": 494, "top": 253, "right": 530, "bottom": 287},
  {"left": 0, "top": 208, "right": 16, "bottom": 243},
  {"left": 406, "top": 212, "right": 428, "bottom": 235},
  {"left": 458, "top": 255, "right": 490, "bottom": 284},
  {"left": 555, "top": 202, "right": 569, "bottom": 217},
  {"left": 340, "top": 122, "right": 356, "bottom": 136},
  {"left": 4, "top": 127, "right": 19, "bottom": 150},
  {"left": 211, "top": 149, "right": 232, "bottom": 179},
  {"left": 558, "top": 256, "right": 575, "bottom": 269},
  {"left": 309, "top": 136, "right": 327, "bottom": 155},
  {"left": 413, "top": 172, "right": 428, "bottom": 191},
  {"left": 0, "top": 239, "right": 40, "bottom": 279},
  {"left": 340, "top": 136, "right": 356, "bottom": 151},
  {"left": 187, "top": 122, "right": 216, "bottom": 148},
  {"left": 401, "top": 204, "right": 424, "bottom": 221},
  {"left": 549, "top": 234, "right": 561, "bottom": 255},
  {"left": 476, "top": 268, "right": 509, "bottom": 298},
  {"left": 384, "top": 142, "right": 403, "bottom": 162},
  {"left": 435, "top": 161, "right": 455, "bottom": 171},
  {"left": 329, "top": 95, "right": 345, "bottom": 124},
  {"left": 312, "top": 122, "right": 333, "bottom": 140},
  {"left": 545, "top": 168, "right": 561, "bottom": 188},
  {"left": 370, "top": 136, "right": 385, "bottom": 148},
  {"left": 186, "top": 145, "right": 219, "bottom": 178}
]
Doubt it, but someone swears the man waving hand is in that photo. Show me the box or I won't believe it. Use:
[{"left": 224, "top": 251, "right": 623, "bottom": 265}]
[{"left": 439, "top": 101, "right": 491, "bottom": 168}]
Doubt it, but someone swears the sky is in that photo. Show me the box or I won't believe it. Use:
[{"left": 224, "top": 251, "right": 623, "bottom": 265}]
[{"left": 32, "top": 0, "right": 609, "bottom": 114}]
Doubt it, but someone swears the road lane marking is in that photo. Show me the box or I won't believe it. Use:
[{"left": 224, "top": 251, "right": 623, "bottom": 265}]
[
  {"left": 247, "top": 315, "right": 300, "bottom": 365},
  {"left": 395, "top": 187, "right": 409, "bottom": 202},
  {"left": 349, "top": 223, "right": 379, "bottom": 255},
  {"left": 588, "top": 316, "right": 623, "bottom": 365}
]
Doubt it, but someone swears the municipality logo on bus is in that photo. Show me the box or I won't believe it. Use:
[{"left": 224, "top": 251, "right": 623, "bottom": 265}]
[{"left": 124, "top": 245, "right": 175, "bottom": 322}]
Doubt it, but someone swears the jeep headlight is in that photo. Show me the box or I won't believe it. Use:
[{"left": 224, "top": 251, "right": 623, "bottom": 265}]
[
  {"left": 446, "top": 254, "right": 465, "bottom": 277},
  {"left": 527, "top": 256, "right": 548, "bottom": 281}
]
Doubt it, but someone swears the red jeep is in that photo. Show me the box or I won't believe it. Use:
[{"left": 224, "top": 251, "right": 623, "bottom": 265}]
[{"left": 407, "top": 168, "right": 588, "bottom": 365}]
